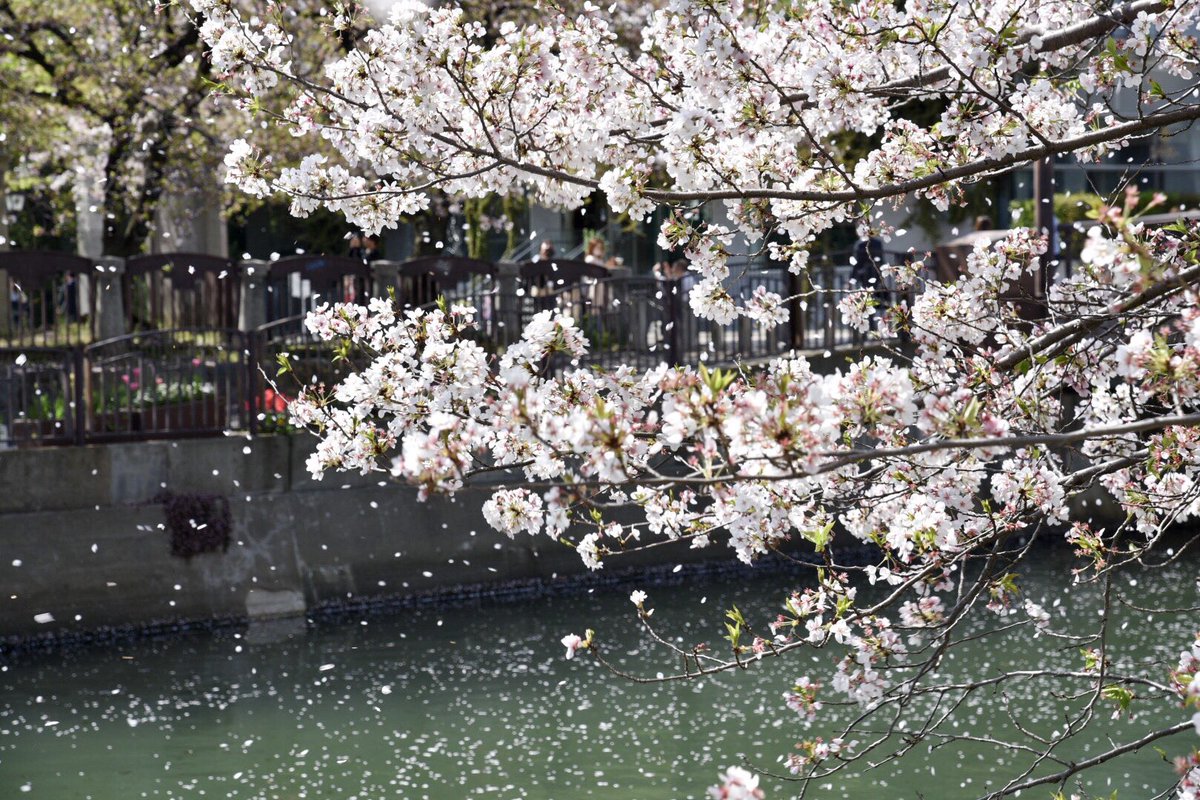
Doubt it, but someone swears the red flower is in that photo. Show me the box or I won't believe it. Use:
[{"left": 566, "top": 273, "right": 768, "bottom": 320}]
[{"left": 262, "top": 387, "right": 290, "bottom": 413}]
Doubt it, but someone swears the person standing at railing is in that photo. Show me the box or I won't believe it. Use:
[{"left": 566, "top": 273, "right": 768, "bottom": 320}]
[
  {"left": 654, "top": 259, "right": 689, "bottom": 358},
  {"left": 10, "top": 284, "right": 27, "bottom": 328},
  {"left": 59, "top": 272, "right": 79, "bottom": 323},
  {"left": 583, "top": 237, "right": 606, "bottom": 266},
  {"left": 346, "top": 233, "right": 380, "bottom": 304},
  {"left": 850, "top": 227, "right": 889, "bottom": 331},
  {"left": 582, "top": 237, "right": 614, "bottom": 318},
  {"left": 348, "top": 233, "right": 381, "bottom": 263}
]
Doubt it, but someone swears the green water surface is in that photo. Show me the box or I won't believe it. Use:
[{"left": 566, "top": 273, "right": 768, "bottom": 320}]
[{"left": 1, "top": 547, "right": 1196, "bottom": 799}]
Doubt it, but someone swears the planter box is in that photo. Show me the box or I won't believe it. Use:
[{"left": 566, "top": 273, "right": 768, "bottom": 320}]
[
  {"left": 7, "top": 418, "right": 72, "bottom": 447},
  {"left": 91, "top": 410, "right": 143, "bottom": 435},
  {"left": 145, "top": 398, "right": 227, "bottom": 433}
]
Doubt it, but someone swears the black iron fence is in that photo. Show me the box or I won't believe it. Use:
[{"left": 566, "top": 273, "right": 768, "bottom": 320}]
[
  {"left": 432, "top": 263, "right": 910, "bottom": 371},
  {"left": 0, "top": 330, "right": 253, "bottom": 447},
  {"left": 1, "top": 249, "right": 912, "bottom": 345},
  {"left": 394, "top": 256, "right": 497, "bottom": 311},
  {"left": 125, "top": 253, "right": 239, "bottom": 331},
  {"left": 0, "top": 347, "right": 80, "bottom": 446},
  {"left": 0, "top": 254, "right": 913, "bottom": 448},
  {"left": 83, "top": 329, "right": 250, "bottom": 442},
  {"left": 0, "top": 252, "right": 100, "bottom": 347},
  {"left": 265, "top": 255, "right": 372, "bottom": 321}
]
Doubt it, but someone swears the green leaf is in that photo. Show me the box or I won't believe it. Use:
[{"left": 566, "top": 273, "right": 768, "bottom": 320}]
[
  {"left": 724, "top": 622, "right": 741, "bottom": 650},
  {"left": 1101, "top": 684, "right": 1134, "bottom": 713},
  {"left": 803, "top": 520, "right": 833, "bottom": 552}
]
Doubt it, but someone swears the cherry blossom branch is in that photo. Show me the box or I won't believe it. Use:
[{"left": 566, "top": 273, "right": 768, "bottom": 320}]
[
  {"left": 819, "top": 413, "right": 1200, "bottom": 468},
  {"left": 993, "top": 720, "right": 1192, "bottom": 798}
]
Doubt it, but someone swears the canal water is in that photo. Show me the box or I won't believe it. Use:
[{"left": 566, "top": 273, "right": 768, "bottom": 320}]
[{"left": 1, "top": 547, "right": 1195, "bottom": 799}]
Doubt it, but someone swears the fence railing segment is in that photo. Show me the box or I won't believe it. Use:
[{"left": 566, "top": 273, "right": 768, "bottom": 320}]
[
  {"left": 0, "top": 255, "right": 909, "bottom": 448},
  {"left": 265, "top": 255, "right": 372, "bottom": 322},
  {"left": 0, "top": 251, "right": 99, "bottom": 348},
  {"left": 0, "top": 346, "right": 80, "bottom": 446},
  {"left": 125, "top": 253, "right": 239, "bottom": 332},
  {"left": 81, "top": 328, "right": 249, "bottom": 442}
]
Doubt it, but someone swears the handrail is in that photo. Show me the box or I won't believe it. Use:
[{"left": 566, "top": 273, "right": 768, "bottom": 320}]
[
  {"left": 1, "top": 265, "right": 905, "bottom": 447},
  {"left": 254, "top": 314, "right": 309, "bottom": 335},
  {"left": 82, "top": 327, "right": 244, "bottom": 350},
  {"left": 126, "top": 253, "right": 233, "bottom": 276}
]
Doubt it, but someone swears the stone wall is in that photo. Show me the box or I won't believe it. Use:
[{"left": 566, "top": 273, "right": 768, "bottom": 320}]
[
  {"left": 0, "top": 436, "right": 702, "bottom": 641},
  {"left": 0, "top": 430, "right": 1129, "bottom": 644}
]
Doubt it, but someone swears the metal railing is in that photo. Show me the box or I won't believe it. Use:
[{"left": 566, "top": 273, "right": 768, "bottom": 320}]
[
  {"left": 83, "top": 329, "right": 249, "bottom": 442},
  {"left": 426, "top": 264, "right": 906, "bottom": 373},
  {"left": 125, "top": 253, "right": 239, "bottom": 331},
  {"left": 0, "top": 347, "right": 80, "bottom": 446},
  {"left": 265, "top": 255, "right": 373, "bottom": 322},
  {"left": 0, "top": 330, "right": 251, "bottom": 447},
  {"left": 0, "top": 252, "right": 100, "bottom": 347},
  {"left": 0, "top": 261, "right": 909, "bottom": 448}
]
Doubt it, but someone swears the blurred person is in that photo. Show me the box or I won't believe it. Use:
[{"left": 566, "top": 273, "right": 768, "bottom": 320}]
[
  {"left": 583, "top": 237, "right": 606, "bottom": 264},
  {"left": 850, "top": 227, "right": 889, "bottom": 330},
  {"left": 349, "top": 233, "right": 380, "bottom": 262}
]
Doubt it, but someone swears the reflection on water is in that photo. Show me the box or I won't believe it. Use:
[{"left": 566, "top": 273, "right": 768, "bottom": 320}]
[{"left": 0, "top": 546, "right": 1195, "bottom": 799}]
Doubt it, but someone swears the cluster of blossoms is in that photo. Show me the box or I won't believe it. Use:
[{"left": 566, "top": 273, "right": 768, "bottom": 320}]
[
  {"left": 781, "top": 736, "right": 847, "bottom": 776},
  {"left": 707, "top": 766, "right": 764, "bottom": 800},
  {"left": 829, "top": 617, "right": 905, "bottom": 706},
  {"left": 782, "top": 676, "right": 821, "bottom": 725},
  {"left": 1180, "top": 754, "right": 1200, "bottom": 800},
  {"left": 195, "top": 0, "right": 1200, "bottom": 320},
  {"left": 277, "top": 205, "right": 1200, "bottom": 796},
  {"left": 1174, "top": 634, "right": 1200, "bottom": 736},
  {"left": 1022, "top": 599, "right": 1052, "bottom": 634},
  {"left": 194, "top": 0, "right": 1200, "bottom": 796},
  {"left": 898, "top": 596, "right": 945, "bottom": 629},
  {"left": 560, "top": 630, "right": 593, "bottom": 660}
]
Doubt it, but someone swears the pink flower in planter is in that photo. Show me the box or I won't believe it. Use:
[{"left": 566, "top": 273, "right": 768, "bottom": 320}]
[{"left": 120, "top": 367, "right": 142, "bottom": 393}]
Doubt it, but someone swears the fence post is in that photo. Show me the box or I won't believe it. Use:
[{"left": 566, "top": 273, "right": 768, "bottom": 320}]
[
  {"left": 663, "top": 281, "right": 681, "bottom": 364},
  {"left": 247, "top": 331, "right": 260, "bottom": 437},
  {"left": 372, "top": 259, "right": 400, "bottom": 301},
  {"left": 631, "top": 284, "right": 649, "bottom": 351},
  {"left": 496, "top": 261, "right": 522, "bottom": 347},
  {"left": 738, "top": 315, "right": 753, "bottom": 358},
  {"left": 94, "top": 256, "right": 126, "bottom": 341},
  {"left": 789, "top": 269, "right": 806, "bottom": 351},
  {"left": 238, "top": 260, "right": 268, "bottom": 331},
  {"left": 72, "top": 345, "right": 85, "bottom": 446},
  {"left": 822, "top": 264, "right": 836, "bottom": 351}
]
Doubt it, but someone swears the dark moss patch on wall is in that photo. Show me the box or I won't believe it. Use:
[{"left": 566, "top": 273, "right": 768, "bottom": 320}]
[{"left": 156, "top": 491, "right": 231, "bottom": 559}]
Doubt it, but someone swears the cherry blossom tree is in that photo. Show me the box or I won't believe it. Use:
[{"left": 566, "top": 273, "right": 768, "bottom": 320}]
[
  {"left": 0, "top": 0, "right": 221, "bottom": 253},
  {"left": 191, "top": 0, "right": 1200, "bottom": 796},
  {"left": 0, "top": 0, "right": 359, "bottom": 254}
]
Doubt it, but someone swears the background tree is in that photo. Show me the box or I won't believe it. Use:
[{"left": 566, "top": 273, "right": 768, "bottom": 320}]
[
  {"left": 0, "top": 0, "right": 367, "bottom": 255},
  {"left": 193, "top": 1, "right": 1200, "bottom": 798},
  {"left": 0, "top": 0, "right": 218, "bottom": 254}
]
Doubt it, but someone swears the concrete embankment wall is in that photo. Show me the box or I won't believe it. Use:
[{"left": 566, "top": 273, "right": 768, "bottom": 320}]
[
  {"left": 0, "top": 436, "right": 706, "bottom": 642},
  {"left": 0, "top": 430, "right": 1132, "bottom": 645}
]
